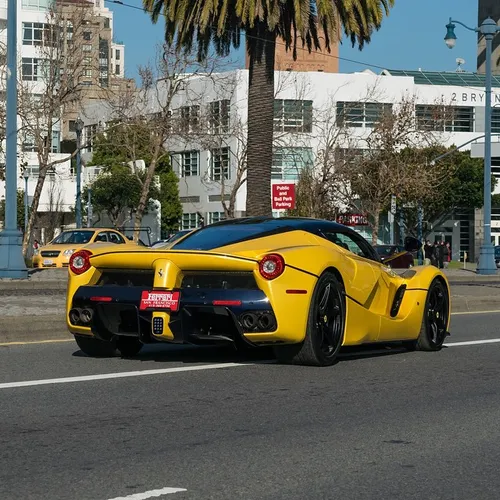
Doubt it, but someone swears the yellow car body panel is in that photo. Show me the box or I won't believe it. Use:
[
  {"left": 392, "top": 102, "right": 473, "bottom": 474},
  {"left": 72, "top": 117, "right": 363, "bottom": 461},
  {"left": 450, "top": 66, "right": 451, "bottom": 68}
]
[
  {"left": 33, "top": 229, "right": 135, "bottom": 268},
  {"left": 66, "top": 222, "right": 451, "bottom": 350}
]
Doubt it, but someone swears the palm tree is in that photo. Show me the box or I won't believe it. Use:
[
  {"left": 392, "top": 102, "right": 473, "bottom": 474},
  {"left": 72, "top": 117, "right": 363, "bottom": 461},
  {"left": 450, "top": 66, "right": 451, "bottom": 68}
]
[{"left": 143, "top": 0, "right": 395, "bottom": 217}]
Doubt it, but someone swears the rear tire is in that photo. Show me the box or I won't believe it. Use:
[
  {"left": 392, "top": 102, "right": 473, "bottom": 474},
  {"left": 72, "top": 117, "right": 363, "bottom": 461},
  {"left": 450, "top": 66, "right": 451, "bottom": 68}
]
[
  {"left": 273, "top": 271, "right": 346, "bottom": 366},
  {"left": 74, "top": 335, "right": 116, "bottom": 357},
  {"left": 404, "top": 278, "right": 449, "bottom": 352},
  {"left": 117, "top": 337, "right": 143, "bottom": 357}
]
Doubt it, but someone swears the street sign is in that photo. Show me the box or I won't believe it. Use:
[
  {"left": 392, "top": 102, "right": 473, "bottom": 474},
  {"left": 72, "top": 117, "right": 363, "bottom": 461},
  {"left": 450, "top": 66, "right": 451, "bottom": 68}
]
[
  {"left": 272, "top": 183, "right": 296, "bottom": 210},
  {"left": 390, "top": 195, "right": 397, "bottom": 214},
  {"left": 336, "top": 214, "right": 369, "bottom": 226}
]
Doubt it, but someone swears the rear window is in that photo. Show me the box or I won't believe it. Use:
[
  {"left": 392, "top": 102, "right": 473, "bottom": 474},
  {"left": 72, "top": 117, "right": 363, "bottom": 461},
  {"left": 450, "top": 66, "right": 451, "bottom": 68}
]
[{"left": 172, "top": 223, "right": 293, "bottom": 250}]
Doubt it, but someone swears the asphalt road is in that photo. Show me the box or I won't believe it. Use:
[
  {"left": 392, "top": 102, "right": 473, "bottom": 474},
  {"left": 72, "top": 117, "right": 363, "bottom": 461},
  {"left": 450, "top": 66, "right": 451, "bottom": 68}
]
[{"left": 1, "top": 312, "right": 500, "bottom": 500}]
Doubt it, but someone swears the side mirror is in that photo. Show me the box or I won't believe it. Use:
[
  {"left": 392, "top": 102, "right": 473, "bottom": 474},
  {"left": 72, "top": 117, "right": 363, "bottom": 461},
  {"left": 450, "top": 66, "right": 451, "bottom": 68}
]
[{"left": 404, "top": 236, "right": 421, "bottom": 252}]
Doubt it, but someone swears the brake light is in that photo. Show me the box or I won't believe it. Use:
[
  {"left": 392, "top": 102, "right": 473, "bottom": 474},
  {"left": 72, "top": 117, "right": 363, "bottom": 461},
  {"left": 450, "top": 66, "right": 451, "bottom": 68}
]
[
  {"left": 259, "top": 254, "right": 285, "bottom": 280},
  {"left": 69, "top": 250, "right": 92, "bottom": 275}
]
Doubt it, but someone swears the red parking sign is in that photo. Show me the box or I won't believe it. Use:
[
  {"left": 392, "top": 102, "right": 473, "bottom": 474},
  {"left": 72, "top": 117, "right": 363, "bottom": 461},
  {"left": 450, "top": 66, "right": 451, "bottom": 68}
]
[{"left": 272, "top": 183, "right": 296, "bottom": 210}]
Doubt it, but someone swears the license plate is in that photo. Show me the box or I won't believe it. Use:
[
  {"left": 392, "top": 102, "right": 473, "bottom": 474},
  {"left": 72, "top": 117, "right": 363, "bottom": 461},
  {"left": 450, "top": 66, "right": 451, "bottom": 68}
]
[
  {"left": 43, "top": 259, "right": 53, "bottom": 265},
  {"left": 140, "top": 290, "right": 180, "bottom": 311}
]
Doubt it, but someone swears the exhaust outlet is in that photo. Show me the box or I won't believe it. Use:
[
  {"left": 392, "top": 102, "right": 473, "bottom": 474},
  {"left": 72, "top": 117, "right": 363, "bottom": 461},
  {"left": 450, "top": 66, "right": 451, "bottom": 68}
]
[
  {"left": 241, "top": 313, "right": 257, "bottom": 330},
  {"left": 80, "top": 308, "right": 94, "bottom": 324},
  {"left": 258, "top": 313, "right": 274, "bottom": 331},
  {"left": 69, "top": 308, "right": 81, "bottom": 325}
]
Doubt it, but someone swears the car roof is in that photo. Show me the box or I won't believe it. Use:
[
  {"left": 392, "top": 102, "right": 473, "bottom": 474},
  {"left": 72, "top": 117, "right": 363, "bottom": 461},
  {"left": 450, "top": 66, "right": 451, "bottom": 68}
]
[
  {"left": 208, "top": 216, "right": 347, "bottom": 231},
  {"left": 172, "top": 216, "right": 359, "bottom": 251}
]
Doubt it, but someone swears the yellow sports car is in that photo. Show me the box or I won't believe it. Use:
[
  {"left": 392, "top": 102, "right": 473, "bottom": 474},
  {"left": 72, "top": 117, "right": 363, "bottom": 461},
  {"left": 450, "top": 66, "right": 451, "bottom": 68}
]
[
  {"left": 66, "top": 217, "right": 451, "bottom": 366},
  {"left": 33, "top": 228, "right": 135, "bottom": 268}
]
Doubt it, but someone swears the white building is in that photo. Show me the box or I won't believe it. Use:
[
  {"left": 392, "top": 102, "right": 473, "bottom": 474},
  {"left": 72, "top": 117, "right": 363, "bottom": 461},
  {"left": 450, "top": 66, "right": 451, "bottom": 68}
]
[
  {"left": 81, "top": 67, "right": 500, "bottom": 259},
  {"left": 0, "top": 0, "right": 127, "bottom": 220}
]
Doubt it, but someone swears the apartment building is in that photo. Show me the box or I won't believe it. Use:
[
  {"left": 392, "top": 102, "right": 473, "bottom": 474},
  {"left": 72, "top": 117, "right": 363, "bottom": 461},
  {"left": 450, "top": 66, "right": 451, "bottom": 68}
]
[{"left": 0, "top": 0, "right": 131, "bottom": 218}]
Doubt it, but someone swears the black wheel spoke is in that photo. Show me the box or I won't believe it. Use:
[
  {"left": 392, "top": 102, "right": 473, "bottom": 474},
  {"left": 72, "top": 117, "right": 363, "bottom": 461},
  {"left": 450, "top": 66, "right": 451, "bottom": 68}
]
[
  {"left": 425, "top": 282, "right": 448, "bottom": 347},
  {"left": 315, "top": 281, "right": 344, "bottom": 357}
]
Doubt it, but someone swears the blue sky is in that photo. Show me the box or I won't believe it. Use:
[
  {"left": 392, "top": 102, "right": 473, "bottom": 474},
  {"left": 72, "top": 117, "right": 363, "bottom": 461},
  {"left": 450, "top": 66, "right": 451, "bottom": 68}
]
[{"left": 107, "top": 0, "right": 480, "bottom": 83}]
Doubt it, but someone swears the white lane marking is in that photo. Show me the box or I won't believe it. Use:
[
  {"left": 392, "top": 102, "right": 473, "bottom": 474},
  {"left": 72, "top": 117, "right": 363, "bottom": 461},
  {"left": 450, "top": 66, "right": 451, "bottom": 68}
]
[
  {"left": 107, "top": 487, "right": 187, "bottom": 499},
  {"left": 446, "top": 338, "right": 500, "bottom": 347},
  {"left": 0, "top": 363, "right": 250, "bottom": 390},
  {"left": 451, "top": 310, "right": 500, "bottom": 316}
]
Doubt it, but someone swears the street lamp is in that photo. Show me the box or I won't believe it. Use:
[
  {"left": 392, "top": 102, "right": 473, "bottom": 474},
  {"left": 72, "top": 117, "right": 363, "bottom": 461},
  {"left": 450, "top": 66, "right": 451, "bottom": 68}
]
[
  {"left": 0, "top": 0, "right": 28, "bottom": 278},
  {"left": 23, "top": 169, "right": 29, "bottom": 235},
  {"left": 74, "top": 118, "right": 84, "bottom": 229},
  {"left": 444, "top": 16, "right": 500, "bottom": 274}
]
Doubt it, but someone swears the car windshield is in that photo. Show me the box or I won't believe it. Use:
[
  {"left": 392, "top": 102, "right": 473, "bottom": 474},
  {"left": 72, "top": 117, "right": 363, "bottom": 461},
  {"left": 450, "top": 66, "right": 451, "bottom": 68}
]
[{"left": 51, "top": 231, "right": 95, "bottom": 244}]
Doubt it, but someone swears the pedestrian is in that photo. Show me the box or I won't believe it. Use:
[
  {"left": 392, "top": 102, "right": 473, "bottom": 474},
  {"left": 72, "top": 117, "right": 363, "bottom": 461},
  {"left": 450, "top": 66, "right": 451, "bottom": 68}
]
[
  {"left": 444, "top": 242, "right": 451, "bottom": 268},
  {"left": 437, "top": 241, "right": 445, "bottom": 269},
  {"left": 430, "top": 242, "right": 438, "bottom": 267},
  {"left": 424, "top": 240, "right": 433, "bottom": 265}
]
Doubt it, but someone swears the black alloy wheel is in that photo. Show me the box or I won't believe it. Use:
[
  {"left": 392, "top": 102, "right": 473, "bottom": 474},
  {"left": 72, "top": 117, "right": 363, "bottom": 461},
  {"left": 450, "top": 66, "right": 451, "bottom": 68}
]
[
  {"left": 74, "top": 335, "right": 116, "bottom": 357},
  {"left": 274, "top": 271, "right": 346, "bottom": 366},
  {"left": 404, "top": 278, "right": 449, "bottom": 351},
  {"left": 116, "top": 337, "right": 143, "bottom": 357}
]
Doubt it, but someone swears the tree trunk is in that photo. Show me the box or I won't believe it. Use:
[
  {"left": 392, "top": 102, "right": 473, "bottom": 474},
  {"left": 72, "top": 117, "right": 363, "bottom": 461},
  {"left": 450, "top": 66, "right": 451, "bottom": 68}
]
[
  {"left": 371, "top": 209, "right": 381, "bottom": 245},
  {"left": 245, "top": 23, "right": 276, "bottom": 217},
  {"left": 134, "top": 158, "right": 157, "bottom": 242},
  {"left": 22, "top": 167, "right": 48, "bottom": 255}
]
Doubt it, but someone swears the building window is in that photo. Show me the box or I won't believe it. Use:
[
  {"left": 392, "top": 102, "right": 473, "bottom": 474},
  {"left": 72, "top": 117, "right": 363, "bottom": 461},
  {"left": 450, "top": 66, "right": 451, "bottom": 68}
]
[
  {"left": 179, "top": 105, "right": 200, "bottom": 133},
  {"left": 83, "top": 68, "right": 92, "bottom": 77},
  {"left": 66, "top": 23, "right": 73, "bottom": 41},
  {"left": 336, "top": 101, "right": 393, "bottom": 128},
  {"left": 416, "top": 105, "right": 474, "bottom": 132},
  {"left": 274, "top": 99, "right": 313, "bottom": 133},
  {"left": 82, "top": 44, "right": 92, "bottom": 52},
  {"left": 68, "top": 120, "right": 76, "bottom": 132},
  {"left": 272, "top": 147, "right": 314, "bottom": 181},
  {"left": 181, "top": 213, "right": 199, "bottom": 230},
  {"left": 51, "top": 130, "right": 60, "bottom": 153},
  {"left": 21, "top": 58, "right": 47, "bottom": 82},
  {"left": 115, "top": 64, "right": 120, "bottom": 75},
  {"left": 26, "top": 165, "right": 39, "bottom": 178},
  {"left": 171, "top": 151, "right": 199, "bottom": 177},
  {"left": 493, "top": 108, "right": 500, "bottom": 134},
  {"left": 209, "top": 212, "right": 226, "bottom": 224},
  {"left": 21, "top": 0, "right": 51, "bottom": 11},
  {"left": 22, "top": 135, "right": 36, "bottom": 152},
  {"left": 22, "top": 22, "right": 54, "bottom": 46},
  {"left": 209, "top": 100, "right": 230, "bottom": 134},
  {"left": 83, "top": 31, "right": 91, "bottom": 41},
  {"left": 115, "top": 49, "right": 120, "bottom": 60},
  {"left": 210, "top": 148, "right": 230, "bottom": 181}
]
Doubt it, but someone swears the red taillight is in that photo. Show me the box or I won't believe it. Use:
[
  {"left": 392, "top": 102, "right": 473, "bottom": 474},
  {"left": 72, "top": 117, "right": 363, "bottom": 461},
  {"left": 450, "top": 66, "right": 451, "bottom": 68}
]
[
  {"left": 258, "top": 254, "right": 285, "bottom": 280},
  {"left": 90, "top": 296, "right": 112, "bottom": 302},
  {"left": 69, "top": 250, "right": 92, "bottom": 275},
  {"left": 212, "top": 300, "right": 242, "bottom": 306}
]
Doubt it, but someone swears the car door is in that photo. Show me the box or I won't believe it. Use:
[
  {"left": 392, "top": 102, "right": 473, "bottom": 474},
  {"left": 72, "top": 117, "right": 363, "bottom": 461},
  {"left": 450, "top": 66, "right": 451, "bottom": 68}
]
[{"left": 319, "top": 229, "right": 381, "bottom": 308}]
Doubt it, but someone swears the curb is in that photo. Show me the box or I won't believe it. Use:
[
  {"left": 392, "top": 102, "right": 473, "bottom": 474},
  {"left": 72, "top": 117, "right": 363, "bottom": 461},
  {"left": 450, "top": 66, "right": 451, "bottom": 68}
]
[{"left": 0, "top": 316, "right": 70, "bottom": 344}]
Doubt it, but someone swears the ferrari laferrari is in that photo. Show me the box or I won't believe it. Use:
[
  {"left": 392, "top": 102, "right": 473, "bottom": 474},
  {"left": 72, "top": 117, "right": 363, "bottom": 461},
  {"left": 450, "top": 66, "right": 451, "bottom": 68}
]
[{"left": 66, "top": 217, "right": 451, "bottom": 366}]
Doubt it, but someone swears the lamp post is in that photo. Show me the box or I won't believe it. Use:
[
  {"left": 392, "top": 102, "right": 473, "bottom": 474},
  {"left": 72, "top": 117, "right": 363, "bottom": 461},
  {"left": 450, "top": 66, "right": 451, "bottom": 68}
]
[
  {"left": 74, "top": 118, "right": 84, "bottom": 228},
  {"left": 23, "top": 170, "right": 29, "bottom": 235},
  {"left": 0, "top": 0, "right": 28, "bottom": 278},
  {"left": 445, "top": 17, "right": 500, "bottom": 274}
]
